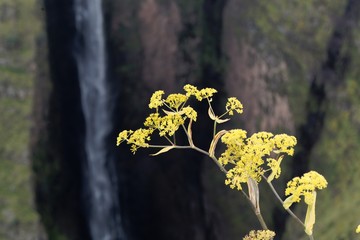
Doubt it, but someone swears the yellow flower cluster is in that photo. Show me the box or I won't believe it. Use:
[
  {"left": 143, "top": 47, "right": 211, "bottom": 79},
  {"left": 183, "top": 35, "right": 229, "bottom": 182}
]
[
  {"left": 273, "top": 134, "right": 297, "bottom": 156},
  {"left": 226, "top": 97, "right": 243, "bottom": 115},
  {"left": 243, "top": 230, "right": 276, "bottom": 240},
  {"left": 218, "top": 129, "right": 247, "bottom": 165},
  {"left": 148, "top": 90, "right": 165, "bottom": 109},
  {"left": 220, "top": 131, "right": 297, "bottom": 190},
  {"left": 182, "top": 106, "right": 197, "bottom": 121},
  {"left": 165, "top": 93, "right": 188, "bottom": 109},
  {"left": 154, "top": 114, "right": 185, "bottom": 137},
  {"left": 183, "top": 84, "right": 217, "bottom": 101},
  {"left": 116, "top": 130, "right": 133, "bottom": 146},
  {"left": 117, "top": 128, "right": 153, "bottom": 153},
  {"left": 283, "top": 171, "right": 328, "bottom": 209},
  {"left": 118, "top": 85, "right": 218, "bottom": 153}
]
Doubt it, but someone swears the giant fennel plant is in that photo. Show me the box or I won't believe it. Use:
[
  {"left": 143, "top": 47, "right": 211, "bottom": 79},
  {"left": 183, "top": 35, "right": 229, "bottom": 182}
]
[{"left": 117, "top": 85, "right": 360, "bottom": 240}]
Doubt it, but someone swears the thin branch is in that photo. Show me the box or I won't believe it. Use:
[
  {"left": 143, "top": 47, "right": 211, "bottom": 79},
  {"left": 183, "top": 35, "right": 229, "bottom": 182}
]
[
  {"left": 262, "top": 175, "right": 305, "bottom": 227},
  {"left": 241, "top": 189, "right": 268, "bottom": 230}
]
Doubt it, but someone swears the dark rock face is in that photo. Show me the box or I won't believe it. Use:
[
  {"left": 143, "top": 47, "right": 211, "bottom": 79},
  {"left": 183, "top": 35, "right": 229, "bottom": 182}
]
[
  {"left": 32, "top": 0, "right": 89, "bottom": 239},
  {"left": 106, "top": 0, "right": 214, "bottom": 237},
  {"left": 34, "top": 0, "right": 292, "bottom": 239},
  {"left": 33, "top": 0, "right": 360, "bottom": 239},
  {"left": 34, "top": 0, "right": 218, "bottom": 239}
]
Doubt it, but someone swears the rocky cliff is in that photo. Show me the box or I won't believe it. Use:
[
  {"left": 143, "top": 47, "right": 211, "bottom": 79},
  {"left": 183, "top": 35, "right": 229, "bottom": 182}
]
[{"left": 31, "top": 0, "right": 360, "bottom": 239}]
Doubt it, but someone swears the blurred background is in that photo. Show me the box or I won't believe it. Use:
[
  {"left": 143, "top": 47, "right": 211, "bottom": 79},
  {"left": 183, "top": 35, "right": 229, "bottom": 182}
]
[{"left": 1, "top": 0, "right": 360, "bottom": 239}]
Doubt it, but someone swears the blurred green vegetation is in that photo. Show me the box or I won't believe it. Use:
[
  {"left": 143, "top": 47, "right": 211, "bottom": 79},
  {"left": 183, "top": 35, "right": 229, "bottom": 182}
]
[
  {"left": 1, "top": 0, "right": 358, "bottom": 239},
  {"left": 203, "top": 1, "right": 360, "bottom": 239},
  {"left": 248, "top": 1, "right": 360, "bottom": 238},
  {"left": 0, "top": 0, "right": 44, "bottom": 239}
]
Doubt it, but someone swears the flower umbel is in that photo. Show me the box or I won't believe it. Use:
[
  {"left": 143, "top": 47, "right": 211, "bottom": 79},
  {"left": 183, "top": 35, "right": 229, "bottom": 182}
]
[
  {"left": 116, "top": 130, "right": 133, "bottom": 146},
  {"left": 183, "top": 84, "right": 217, "bottom": 101},
  {"left": 220, "top": 131, "right": 296, "bottom": 190},
  {"left": 182, "top": 106, "right": 197, "bottom": 121},
  {"left": 284, "top": 171, "right": 328, "bottom": 208},
  {"left": 243, "top": 230, "right": 276, "bottom": 240},
  {"left": 283, "top": 171, "right": 328, "bottom": 236},
  {"left": 226, "top": 97, "right": 243, "bottom": 115},
  {"left": 165, "top": 93, "right": 188, "bottom": 109},
  {"left": 149, "top": 90, "right": 165, "bottom": 109},
  {"left": 127, "top": 128, "right": 154, "bottom": 153}
]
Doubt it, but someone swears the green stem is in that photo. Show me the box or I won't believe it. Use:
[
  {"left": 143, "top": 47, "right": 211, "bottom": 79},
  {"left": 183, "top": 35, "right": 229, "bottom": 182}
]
[
  {"left": 148, "top": 142, "right": 270, "bottom": 232},
  {"left": 181, "top": 124, "right": 194, "bottom": 146},
  {"left": 213, "top": 121, "right": 217, "bottom": 137},
  {"left": 191, "top": 145, "right": 227, "bottom": 174},
  {"left": 241, "top": 190, "right": 268, "bottom": 230},
  {"left": 149, "top": 143, "right": 227, "bottom": 174},
  {"left": 164, "top": 136, "right": 174, "bottom": 145},
  {"left": 262, "top": 175, "right": 305, "bottom": 227},
  {"left": 256, "top": 212, "right": 268, "bottom": 230}
]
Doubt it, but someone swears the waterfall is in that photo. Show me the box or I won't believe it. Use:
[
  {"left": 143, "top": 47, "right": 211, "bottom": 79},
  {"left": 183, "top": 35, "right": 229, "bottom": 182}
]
[{"left": 74, "top": 0, "right": 125, "bottom": 239}]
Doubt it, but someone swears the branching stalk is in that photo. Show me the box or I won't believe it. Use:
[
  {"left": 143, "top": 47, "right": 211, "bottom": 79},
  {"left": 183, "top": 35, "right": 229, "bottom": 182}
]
[{"left": 262, "top": 175, "right": 305, "bottom": 227}]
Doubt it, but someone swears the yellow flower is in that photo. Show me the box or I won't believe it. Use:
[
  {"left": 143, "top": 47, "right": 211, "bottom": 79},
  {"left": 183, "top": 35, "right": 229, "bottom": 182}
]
[
  {"left": 144, "top": 113, "right": 161, "bottom": 129},
  {"left": 219, "top": 129, "right": 247, "bottom": 166},
  {"left": 149, "top": 90, "right": 165, "bottom": 109},
  {"left": 284, "top": 171, "right": 327, "bottom": 209},
  {"left": 226, "top": 97, "right": 243, "bottom": 115},
  {"left": 157, "top": 114, "right": 184, "bottom": 136},
  {"left": 273, "top": 134, "right": 297, "bottom": 156},
  {"left": 356, "top": 225, "right": 360, "bottom": 233},
  {"left": 247, "top": 132, "right": 275, "bottom": 156},
  {"left": 220, "top": 131, "right": 274, "bottom": 189},
  {"left": 182, "top": 106, "right": 197, "bottom": 121},
  {"left": 220, "top": 131, "right": 297, "bottom": 190},
  {"left": 116, "top": 130, "right": 133, "bottom": 146},
  {"left": 183, "top": 84, "right": 217, "bottom": 101},
  {"left": 165, "top": 93, "right": 188, "bottom": 109},
  {"left": 243, "top": 230, "right": 276, "bottom": 240},
  {"left": 127, "top": 128, "right": 154, "bottom": 153},
  {"left": 197, "top": 88, "right": 217, "bottom": 101},
  {"left": 183, "top": 84, "right": 199, "bottom": 97}
]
